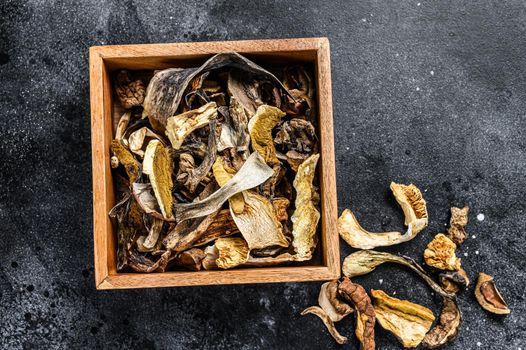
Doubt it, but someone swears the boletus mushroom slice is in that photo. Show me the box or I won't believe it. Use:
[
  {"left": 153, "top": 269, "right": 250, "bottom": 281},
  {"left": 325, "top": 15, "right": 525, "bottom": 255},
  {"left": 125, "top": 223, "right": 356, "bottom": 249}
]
[{"left": 474, "top": 272, "right": 510, "bottom": 315}]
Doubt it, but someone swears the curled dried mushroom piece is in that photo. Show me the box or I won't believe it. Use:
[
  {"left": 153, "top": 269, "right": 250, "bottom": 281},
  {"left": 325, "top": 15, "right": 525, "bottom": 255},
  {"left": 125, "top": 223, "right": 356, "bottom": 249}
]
[
  {"left": 248, "top": 104, "right": 285, "bottom": 166},
  {"left": 422, "top": 298, "right": 462, "bottom": 349},
  {"left": 319, "top": 281, "right": 353, "bottom": 322},
  {"left": 165, "top": 101, "right": 217, "bottom": 150},
  {"left": 291, "top": 154, "right": 320, "bottom": 259},
  {"left": 447, "top": 206, "right": 469, "bottom": 245},
  {"left": 142, "top": 140, "right": 174, "bottom": 220},
  {"left": 214, "top": 237, "right": 250, "bottom": 269},
  {"left": 343, "top": 250, "right": 454, "bottom": 298},
  {"left": 115, "top": 70, "right": 146, "bottom": 109},
  {"left": 111, "top": 139, "right": 140, "bottom": 184},
  {"left": 474, "top": 272, "right": 510, "bottom": 315},
  {"left": 424, "top": 234, "right": 461, "bottom": 271},
  {"left": 371, "top": 289, "right": 435, "bottom": 348},
  {"left": 338, "top": 278, "right": 376, "bottom": 350},
  {"left": 439, "top": 269, "right": 470, "bottom": 294},
  {"left": 301, "top": 306, "right": 348, "bottom": 345},
  {"left": 338, "top": 182, "right": 428, "bottom": 249}
]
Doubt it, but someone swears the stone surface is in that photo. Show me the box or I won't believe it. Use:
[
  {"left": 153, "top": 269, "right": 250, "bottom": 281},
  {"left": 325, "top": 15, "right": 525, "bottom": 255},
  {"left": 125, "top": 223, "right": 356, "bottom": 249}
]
[{"left": 1, "top": 0, "right": 525, "bottom": 349}]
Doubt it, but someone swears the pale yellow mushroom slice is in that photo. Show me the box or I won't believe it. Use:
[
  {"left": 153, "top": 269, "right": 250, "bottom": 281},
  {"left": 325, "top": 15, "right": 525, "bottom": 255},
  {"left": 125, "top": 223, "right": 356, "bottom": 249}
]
[
  {"left": 338, "top": 182, "right": 428, "bottom": 249},
  {"left": 165, "top": 101, "right": 217, "bottom": 149},
  {"left": 371, "top": 289, "right": 435, "bottom": 348}
]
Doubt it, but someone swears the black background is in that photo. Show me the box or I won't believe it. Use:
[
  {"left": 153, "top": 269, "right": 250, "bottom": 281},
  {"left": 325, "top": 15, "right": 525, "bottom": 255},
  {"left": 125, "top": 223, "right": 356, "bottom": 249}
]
[{"left": 1, "top": 1, "right": 525, "bottom": 349}]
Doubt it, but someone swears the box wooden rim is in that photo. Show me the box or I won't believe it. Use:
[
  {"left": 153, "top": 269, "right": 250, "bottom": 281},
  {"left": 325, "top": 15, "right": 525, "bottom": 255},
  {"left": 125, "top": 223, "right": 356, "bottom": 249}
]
[{"left": 90, "top": 37, "right": 339, "bottom": 289}]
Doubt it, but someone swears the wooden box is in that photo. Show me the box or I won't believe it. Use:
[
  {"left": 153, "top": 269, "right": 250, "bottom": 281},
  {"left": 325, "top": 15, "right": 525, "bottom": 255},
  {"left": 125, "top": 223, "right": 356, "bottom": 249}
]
[{"left": 89, "top": 37, "right": 339, "bottom": 289}]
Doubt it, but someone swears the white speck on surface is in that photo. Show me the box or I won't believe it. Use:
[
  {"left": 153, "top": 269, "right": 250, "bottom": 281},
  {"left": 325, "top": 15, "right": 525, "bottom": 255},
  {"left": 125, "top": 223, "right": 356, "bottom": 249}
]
[
  {"left": 417, "top": 2, "right": 421, "bottom": 6},
  {"left": 477, "top": 213, "right": 485, "bottom": 221},
  {"left": 430, "top": 70, "right": 434, "bottom": 75},
  {"left": 477, "top": 342, "right": 482, "bottom": 347},
  {"left": 393, "top": 291, "right": 397, "bottom": 295},
  {"left": 476, "top": 250, "right": 480, "bottom": 255},
  {"left": 169, "top": 16, "right": 173, "bottom": 19},
  {"left": 379, "top": 279, "right": 383, "bottom": 284},
  {"left": 416, "top": 87, "right": 420, "bottom": 91},
  {"left": 361, "top": 18, "right": 367, "bottom": 22},
  {"left": 472, "top": 235, "right": 477, "bottom": 239},
  {"left": 466, "top": 326, "right": 470, "bottom": 331},
  {"left": 464, "top": 252, "right": 468, "bottom": 257},
  {"left": 346, "top": 146, "right": 350, "bottom": 150}
]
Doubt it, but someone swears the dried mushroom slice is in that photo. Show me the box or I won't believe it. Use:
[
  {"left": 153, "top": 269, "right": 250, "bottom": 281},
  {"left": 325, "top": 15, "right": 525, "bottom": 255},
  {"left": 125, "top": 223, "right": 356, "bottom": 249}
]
[
  {"left": 274, "top": 118, "right": 317, "bottom": 171},
  {"left": 248, "top": 104, "right": 286, "bottom": 166},
  {"left": 111, "top": 139, "right": 140, "bottom": 184},
  {"left": 422, "top": 298, "right": 462, "bottom": 349},
  {"left": 301, "top": 306, "right": 348, "bottom": 345},
  {"left": 212, "top": 155, "right": 245, "bottom": 214},
  {"left": 343, "top": 250, "right": 454, "bottom": 298},
  {"left": 128, "top": 127, "right": 165, "bottom": 157},
  {"left": 202, "top": 244, "right": 219, "bottom": 270},
  {"left": 291, "top": 154, "right": 320, "bottom": 259},
  {"left": 115, "top": 111, "right": 131, "bottom": 140},
  {"left": 231, "top": 191, "right": 289, "bottom": 250},
  {"left": 439, "top": 269, "right": 470, "bottom": 294},
  {"left": 142, "top": 140, "right": 173, "bottom": 220},
  {"left": 282, "top": 65, "right": 316, "bottom": 119},
  {"left": 165, "top": 101, "right": 217, "bottom": 149},
  {"left": 371, "top": 289, "right": 435, "bottom": 348},
  {"left": 319, "top": 281, "right": 353, "bottom": 322},
  {"left": 424, "top": 234, "right": 461, "bottom": 271},
  {"left": 338, "top": 278, "right": 376, "bottom": 350},
  {"left": 338, "top": 182, "right": 428, "bottom": 249},
  {"left": 214, "top": 237, "right": 250, "bottom": 269},
  {"left": 391, "top": 182, "right": 428, "bottom": 233},
  {"left": 271, "top": 197, "right": 290, "bottom": 222},
  {"left": 474, "top": 272, "right": 510, "bottom": 315},
  {"left": 447, "top": 206, "right": 469, "bottom": 245},
  {"left": 142, "top": 218, "right": 164, "bottom": 250},
  {"left": 174, "top": 151, "right": 273, "bottom": 221},
  {"left": 115, "top": 70, "right": 145, "bottom": 109},
  {"left": 173, "top": 248, "right": 206, "bottom": 271},
  {"left": 192, "top": 209, "right": 239, "bottom": 246}
]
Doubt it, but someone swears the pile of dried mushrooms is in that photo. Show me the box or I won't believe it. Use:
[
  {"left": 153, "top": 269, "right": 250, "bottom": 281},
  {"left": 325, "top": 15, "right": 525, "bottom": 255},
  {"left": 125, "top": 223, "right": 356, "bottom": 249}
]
[
  {"left": 303, "top": 185, "right": 511, "bottom": 349},
  {"left": 109, "top": 53, "right": 321, "bottom": 273}
]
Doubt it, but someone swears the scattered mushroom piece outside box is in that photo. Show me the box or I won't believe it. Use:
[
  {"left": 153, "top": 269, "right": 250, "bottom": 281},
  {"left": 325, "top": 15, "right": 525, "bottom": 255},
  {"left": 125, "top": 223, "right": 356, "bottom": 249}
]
[{"left": 90, "top": 38, "right": 339, "bottom": 289}]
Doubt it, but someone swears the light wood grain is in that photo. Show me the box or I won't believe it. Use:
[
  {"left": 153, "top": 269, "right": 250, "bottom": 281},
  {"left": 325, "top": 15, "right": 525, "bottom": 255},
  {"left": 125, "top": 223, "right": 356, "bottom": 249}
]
[{"left": 90, "top": 37, "right": 339, "bottom": 289}]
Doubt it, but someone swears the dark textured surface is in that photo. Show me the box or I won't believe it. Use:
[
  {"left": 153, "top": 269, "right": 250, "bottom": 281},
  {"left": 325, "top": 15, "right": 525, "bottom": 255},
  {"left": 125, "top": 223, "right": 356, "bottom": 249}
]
[{"left": 1, "top": 0, "right": 525, "bottom": 349}]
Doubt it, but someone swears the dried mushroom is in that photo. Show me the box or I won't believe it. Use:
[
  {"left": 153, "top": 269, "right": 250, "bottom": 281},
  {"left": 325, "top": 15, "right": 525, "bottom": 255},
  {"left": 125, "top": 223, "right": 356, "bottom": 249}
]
[
  {"left": 291, "top": 154, "right": 320, "bottom": 259},
  {"left": 165, "top": 102, "right": 217, "bottom": 150},
  {"left": 248, "top": 105, "right": 286, "bottom": 166},
  {"left": 447, "top": 206, "right": 469, "bottom": 245},
  {"left": 338, "top": 278, "right": 376, "bottom": 350},
  {"left": 212, "top": 155, "right": 245, "bottom": 214},
  {"left": 274, "top": 118, "right": 317, "bottom": 171},
  {"left": 214, "top": 237, "right": 250, "bottom": 269},
  {"left": 424, "top": 234, "right": 461, "bottom": 271},
  {"left": 474, "top": 272, "right": 510, "bottom": 315},
  {"left": 301, "top": 306, "right": 348, "bottom": 345},
  {"left": 422, "top": 298, "right": 462, "bottom": 348},
  {"left": 128, "top": 127, "right": 164, "bottom": 157},
  {"left": 173, "top": 248, "right": 206, "bottom": 271},
  {"left": 111, "top": 139, "right": 140, "bottom": 184},
  {"left": 439, "top": 269, "right": 470, "bottom": 294},
  {"left": 343, "top": 250, "right": 454, "bottom": 298},
  {"left": 371, "top": 289, "right": 435, "bottom": 348},
  {"left": 142, "top": 140, "right": 173, "bottom": 220},
  {"left": 338, "top": 182, "right": 428, "bottom": 249},
  {"left": 115, "top": 70, "right": 145, "bottom": 109},
  {"left": 319, "top": 281, "right": 353, "bottom": 322},
  {"left": 230, "top": 191, "right": 289, "bottom": 250}
]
